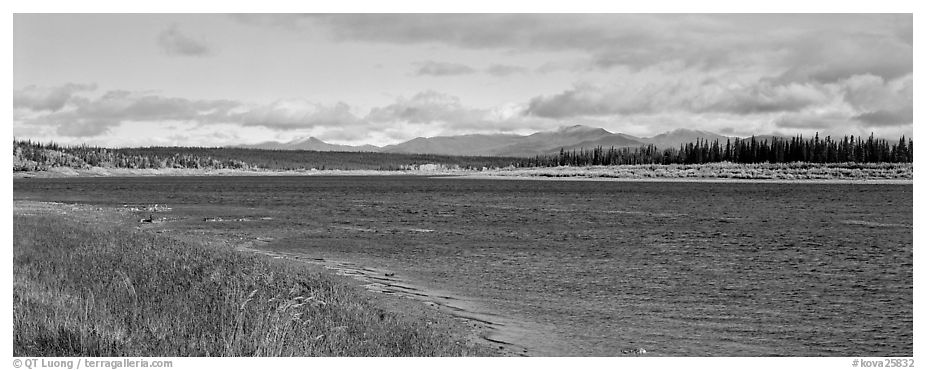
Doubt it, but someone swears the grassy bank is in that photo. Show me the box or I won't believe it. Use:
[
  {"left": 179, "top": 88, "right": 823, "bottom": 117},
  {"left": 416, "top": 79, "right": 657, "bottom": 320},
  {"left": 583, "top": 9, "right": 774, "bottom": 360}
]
[
  {"left": 483, "top": 162, "right": 913, "bottom": 180},
  {"left": 13, "top": 162, "right": 913, "bottom": 181},
  {"left": 13, "top": 214, "right": 491, "bottom": 357},
  {"left": 11, "top": 166, "right": 479, "bottom": 179}
]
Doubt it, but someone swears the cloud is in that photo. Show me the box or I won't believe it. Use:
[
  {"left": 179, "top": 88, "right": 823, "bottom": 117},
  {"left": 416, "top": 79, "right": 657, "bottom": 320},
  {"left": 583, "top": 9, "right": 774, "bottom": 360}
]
[
  {"left": 157, "top": 24, "right": 212, "bottom": 57},
  {"left": 70, "top": 90, "right": 237, "bottom": 122},
  {"left": 367, "top": 90, "right": 484, "bottom": 125},
  {"left": 14, "top": 83, "right": 96, "bottom": 112},
  {"left": 313, "top": 126, "right": 374, "bottom": 142},
  {"left": 17, "top": 84, "right": 557, "bottom": 143},
  {"left": 17, "top": 85, "right": 381, "bottom": 138},
  {"left": 843, "top": 74, "right": 913, "bottom": 127},
  {"left": 412, "top": 61, "right": 476, "bottom": 76},
  {"left": 485, "top": 64, "right": 528, "bottom": 77},
  {"left": 775, "top": 31, "right": 912, "bottom": 84},
  {"left": 524, "top": 73, "right": 700, "bottom": 118},
  {"left": 774, "top": 112, "right": 846, "bottom": 130},
  {"left": 524, "top": 68, "right": 912, "bottom": 136},
  {"left": 17, "top": 73, "right": 909, "bottom": 146},
  {"left": 295, "top": 14, "right": 707, "bottom": 57},
  {"left": 235, "top": 99, "right": 364, "bottom": 129},
  {"left": 17, "top": 88, "right": 239, "bottom": 137},
  {"left": 525, "top": 74, "right": 843, "bottom": 119},
  {"left": 701, "top": 80, "right": 832, "bottom": 115},
  {"left": 366, "top": 91, "right": 559, "bottom": 135},
  {"left": 526, "top": 83, "right": 641, "bottom": 118},
  {"left": 55, "top": 119, "right": 113, "bottom": 137},
  {"left": 853, "top": 108, "right": 913, "bottom": 127},
  {"left": 228, "top": 14, "right": 912, "bottom": 138},
  {"left": 243, "top": 14, "right": 911, "bottom": 82},
  {"left": 412, "top": 61, "right": 528, "bottom": 77}
]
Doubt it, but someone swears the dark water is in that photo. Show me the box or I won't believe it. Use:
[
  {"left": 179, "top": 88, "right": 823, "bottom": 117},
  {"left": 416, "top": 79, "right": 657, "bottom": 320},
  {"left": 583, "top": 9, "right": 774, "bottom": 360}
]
[{"left": 14, "top": 176, "right": 913, "bottom": 356}]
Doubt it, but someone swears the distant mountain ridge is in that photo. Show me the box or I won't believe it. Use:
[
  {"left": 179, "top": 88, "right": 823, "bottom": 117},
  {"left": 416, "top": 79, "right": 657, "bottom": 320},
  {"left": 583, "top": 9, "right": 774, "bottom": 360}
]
[
  {"left": 239, "top": 137, "right": 379, "bottom": 152},
  {"left": 236, "top": 125, "right": 737, "bottom": 157}
]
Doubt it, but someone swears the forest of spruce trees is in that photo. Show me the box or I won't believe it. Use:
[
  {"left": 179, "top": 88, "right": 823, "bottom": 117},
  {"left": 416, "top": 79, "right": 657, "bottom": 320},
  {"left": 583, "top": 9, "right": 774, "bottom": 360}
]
[
  {"left": 12, "top": 139, "right": 523, "bottom": 172},
  {"left": 12, "top": 133, "right": 913, "bottom": 173},
  {"left": 523, "top": 134, "right": 912, "bottom": 167}
]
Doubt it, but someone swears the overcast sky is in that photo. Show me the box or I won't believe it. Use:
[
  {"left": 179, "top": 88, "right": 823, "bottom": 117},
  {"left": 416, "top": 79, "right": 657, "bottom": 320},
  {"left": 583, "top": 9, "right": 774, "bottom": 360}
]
[{"left": 13, "top": 13, "right": 913, "bottom": 147}]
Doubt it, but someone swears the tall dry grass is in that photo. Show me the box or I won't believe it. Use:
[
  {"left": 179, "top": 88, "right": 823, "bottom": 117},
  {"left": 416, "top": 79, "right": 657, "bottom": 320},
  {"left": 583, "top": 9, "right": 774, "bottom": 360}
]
[
  {"left": 489, "top": 162, "right": 913, "bottom": 180},
  {"left": 13, "top": 215, "right": 491, "bottom": 356}
]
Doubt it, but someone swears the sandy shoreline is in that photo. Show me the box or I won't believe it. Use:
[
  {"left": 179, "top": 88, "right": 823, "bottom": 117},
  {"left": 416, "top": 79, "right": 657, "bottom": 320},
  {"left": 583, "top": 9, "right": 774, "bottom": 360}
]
[
  {"left": 235, "top": 243, "right": 543, "bottom": 356},
  {"left": 12, "top": 165, "right": 913, "bottom": 184},
  {"left": 446, "top": 174, "right": 913, "bottom": 184},
  {"left": 11, "top": 166, "right": 470, "bottom": 178},
  {"left": 12, "top": 199, "right": 540, "bottom": 356}
]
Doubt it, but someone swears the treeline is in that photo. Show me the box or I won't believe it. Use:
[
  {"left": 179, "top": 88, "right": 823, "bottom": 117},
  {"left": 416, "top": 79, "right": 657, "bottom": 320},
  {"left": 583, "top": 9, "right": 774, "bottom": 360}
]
[
  {"left": 522, "top": 134, "right": 913, "bottom": 167},
  {"left": 13, "top": 133, "right": 913, "bottom": 173},
  {"left": 113, "top": 147, "right": 522, "bottom": 171},
  {"left": 13, "top": 140, "right": 251, "bottom": 172},
  {"left": 12, "top": 140, "right": 523, "bottom": 172}
]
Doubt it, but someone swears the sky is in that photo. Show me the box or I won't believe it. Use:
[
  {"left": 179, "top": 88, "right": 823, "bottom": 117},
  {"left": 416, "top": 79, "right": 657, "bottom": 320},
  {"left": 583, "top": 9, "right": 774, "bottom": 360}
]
[{"left": 12, "top": 13, "right": 914, "bottom": 147}]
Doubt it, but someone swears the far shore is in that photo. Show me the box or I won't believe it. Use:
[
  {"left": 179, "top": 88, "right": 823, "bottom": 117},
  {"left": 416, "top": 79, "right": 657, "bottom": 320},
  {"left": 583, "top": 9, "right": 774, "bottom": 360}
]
[
  {"left": 12, "top": 162, "right": 913, "bottom": 184},
  {"left": 446, "top": 174, "right": 913, "bottom": 185},
  {"left": 11, "top": 166, "right": 467, "bottom": 179}
]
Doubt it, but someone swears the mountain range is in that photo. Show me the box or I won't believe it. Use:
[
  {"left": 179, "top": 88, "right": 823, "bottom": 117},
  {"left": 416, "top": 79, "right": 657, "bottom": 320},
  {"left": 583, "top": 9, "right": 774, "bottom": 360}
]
[{"left": 237, "top": 125, "right": 732, "bottom": 157}]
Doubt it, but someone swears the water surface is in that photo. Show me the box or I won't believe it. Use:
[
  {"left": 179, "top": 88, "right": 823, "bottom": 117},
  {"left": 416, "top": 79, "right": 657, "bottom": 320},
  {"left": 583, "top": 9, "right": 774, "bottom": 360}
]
[{"left": 14, "top": 176, "right": 913, "bottom": 356}]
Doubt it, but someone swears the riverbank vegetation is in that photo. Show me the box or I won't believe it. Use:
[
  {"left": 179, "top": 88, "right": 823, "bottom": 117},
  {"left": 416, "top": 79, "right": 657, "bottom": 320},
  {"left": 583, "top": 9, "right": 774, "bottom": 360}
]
[
  {"left": 483, "top": 162, "right": 912, "bottom": 180},
  {"left": 12, "top": 140, "right": 522, "bottom": 172},
  {"left": 522, "top": 134, "right": 912, "bottom": 167},
  {"left": 13, "top": 213, "right": 492, "bottom": 356},
  {"left": 13, "top": 133, "right": 913, "bottom": 176}
]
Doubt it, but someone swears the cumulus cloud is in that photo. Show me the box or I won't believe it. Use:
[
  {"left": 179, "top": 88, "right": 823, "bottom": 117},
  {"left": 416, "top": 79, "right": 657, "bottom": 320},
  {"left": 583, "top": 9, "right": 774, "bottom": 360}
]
[
  {"left": 54, "top": 119, "right": 112, "bottom": 137},
  {"left": 526, "top": 83, "right": 640, "bottom": 118},
  {"left": 228, "top": 14, "right": 912, "bottom": 138},
  {"left": 17, "top": 87, "right": 239, "bottom": 137},
  {"left": 526, "top": 74, "right": 851, "bottom": 119},
  {"left": 18, "top": 85, "right": 522, "bottom": 139},
  {"left": 62, "top": 90, "right": 236, "bottom": 125},
  {"left": 524, "top": 67, "right": 911, "bottom": 136},
  {"left": 702, "top": 80, "right": 833, "bottom": 115},
  {"left": 15, "top": 84, "right": 386, "bottom": 138},
  {"left": 366, "top": 91, "right": 560, "bottom": 135},
  {"left": 157, "top": 24, "right": 212, "bottom": 57},
  {"left": 16, "top": 73, "right": 909, "bottom": 145},
  {"left": 412, "top": 61, "right": 476, "bottom": 76},
  {"left": 235, "top": 99, "right": 364, "bottom": 129},
  {"left": 842, "top": 74, "right": 912, "bottom": 127},
  {"left": 14, "top": 83, "right": 96, "bottom": 112},
  {"left": 525, "top": 74, "right": 701, "bottom": 118},
  {"left": 368, "top": 91, "right": 484, "bottom": 124}
]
